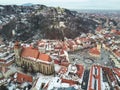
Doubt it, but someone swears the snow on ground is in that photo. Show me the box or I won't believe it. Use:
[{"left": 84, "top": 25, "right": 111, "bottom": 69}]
[
  {"left": 7, "top": 83, "right": 16, "bottom": 90},
  {"left": 54, "top": 64, "right": 61, "bottom": 73}
]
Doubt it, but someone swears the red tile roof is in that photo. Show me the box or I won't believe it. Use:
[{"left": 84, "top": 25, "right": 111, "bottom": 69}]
[
  {"left": 67, "top": 40, "right": 76, "bottom": 46},
  {"left": 62, "top": 42, "right": 68, "bottom": 50},
  {"left": 38, "top": 53, "right": 52, "bottom": 62},
  {"left": 96, "top": 26, "right": 102, "bottom": 32},
  {"left": 15, "top": 72, "right": 33, "bottom": 83},
  {"left": 76, "top": 64, "right": 84, "bottom": 78},
  {"left": 113, "top": 68, "right": 120, "bottom": 77},
  {"left": 60, "top": 50, "right": 65, "bottom": 55},
  {"left": 21, "top": 47, "right": 39, "bottom": 59},
  {"left": 116, "top": 31, "right": 120, "bottom": 35},
  {"left": 87, "top": 65, "right": 101, "bottom": 90},
  {"left": 58, "top": 66, "right": 67, "bottom": 74},
  {"left": 79, "top": 37, "right": 90, "bottom": 42},
  {"left": 21, "top": 47, "right": 52, "bottom": 62},
  {"left": 111, "top": 29, "right": 120, "bottom": 35},
  {"left": 89, "top": 47, "right": 100, "bottom": 55},
  {"left": 54, "top": 43, "right": 62, "bottom": 49},
  {"left": 111, "top": 29, "right": 117, "bottom": 33},
  {"left": 54, "top": 60, "right": 60, "bottom": 64},
  {"left": 60, "top": 62, "right": 70, "bottom": 67},
  {"left": 102, "top": 67, "right": 116, "bottom": 82},
  {"left": 113, "top": 50, "right": 120, "bottom": 57},
  {"left": 61, "top": 78, "right": 77, "bottom": 85}
]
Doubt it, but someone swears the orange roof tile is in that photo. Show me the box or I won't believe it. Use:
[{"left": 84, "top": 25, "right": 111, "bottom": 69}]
[
  {"left": 79, "top": 37, "right": 90, "bottom": 42},
  {"left": 62, "top": 42, "right": 68, "bottom": 50},
  {"left": 76, "top": 64, "right": 84, "bottom": 78},
  {"left": 21, "top": 46, "right": 53, "bottom": 62},
  {"left": 21, "top": 47, "right": 39, "bottom": 59},
  {"left": 38, "top": 53, "right": 52, "bottom": 62},
  {"left": 61, "top": 78, "right": 77, "bottom": 85},
  {"left": 111, "top": 29, "right": 117, "bottom": 33},
  {"left": 15, "top": 72, "right": 33, "bottom": 83},
  {"left": 55, "top": 43, "right": 62, "bottom": 49},
  {"left": 102, "top": 67, "right": 116, "bottom": 82},
  {"left": 113, "top": 68, "right": 120, "bottom": 77},
  {"left": 54, "top": 60, "right": 60, "bottom": 64},
  {"left": 67, "top": 40, "right": 76, "bottom": 46},
  {"left": 113, "top": 50, "right": 120, "bottom": 57},
  {"left": 96, "top": 26, "right": 102, "bottom": 31},
  {"left": 88, "top": 65, "right": 101, "bottom": 90},
  {"left": 111, "top": 29, "right": 120, "bottom": 35},
  {"left": 116, "top": 31, "right": 120, "bottom": 35},
  {"left": 58, "top": 66, "right": 67, "bottom": 74},
  {"left": 89, "top": 47, "right": 100, "bottom": 55},
  {"left": 60, "top": 62, "right": 70, "bottom": 67}
]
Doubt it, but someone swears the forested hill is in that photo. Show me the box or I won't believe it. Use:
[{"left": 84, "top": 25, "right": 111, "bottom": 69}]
[{"left": 0, "top": 4, "right": 98, "bottom": 41}]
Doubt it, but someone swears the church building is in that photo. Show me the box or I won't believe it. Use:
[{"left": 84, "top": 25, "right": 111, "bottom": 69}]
[{"left": 14, "top": 41, "right": 54, "bottom": 75}]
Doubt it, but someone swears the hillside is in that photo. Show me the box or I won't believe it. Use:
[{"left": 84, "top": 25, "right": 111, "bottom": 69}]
[{"left": 0, "top": 4, "right": 98, "bottom": 41}]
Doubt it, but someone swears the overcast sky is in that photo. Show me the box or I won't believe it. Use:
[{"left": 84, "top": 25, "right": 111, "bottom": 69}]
[{"left": 0, "top": 0, "right": 120, "bottom": 10}]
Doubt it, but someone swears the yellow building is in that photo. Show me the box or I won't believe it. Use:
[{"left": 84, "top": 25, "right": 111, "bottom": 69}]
[{"left": 89, "top": 43, "right": 101, "bottom": 57}]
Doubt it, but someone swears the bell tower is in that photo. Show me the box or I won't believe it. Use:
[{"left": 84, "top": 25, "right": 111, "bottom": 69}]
[
  {"left": 14, "top": 41, "right": 21, "bottom": 59},
  {"left": 96, "top": 42, "right": 101, "bottom": 52}
]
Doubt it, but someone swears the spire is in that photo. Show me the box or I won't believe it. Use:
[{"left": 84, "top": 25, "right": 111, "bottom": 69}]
[{"left": 14, "top": 41, "right": 20, "bottom": 49}]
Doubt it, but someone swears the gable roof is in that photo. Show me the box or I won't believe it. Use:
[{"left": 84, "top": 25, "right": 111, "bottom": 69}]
[
  {"left": 89, "top": 47, "right": 100, "bottom": 55},
  {"left": 15, "top": 72, "right": 33, "bottom": 83},
  {"left": 38, "top": 53, "right": 52, "bottom": 62},
  {"left": 113, "top": 50, "right": 120, "bottom": 57},
  {"left": 21, "top": 47, "right": 39, "bottom": 59},
  {"left": 21, "top": 47, "right": 52, "bottom": 62},
  {"left": 113, "top": 68, "right": 120, "bottom": 77}
]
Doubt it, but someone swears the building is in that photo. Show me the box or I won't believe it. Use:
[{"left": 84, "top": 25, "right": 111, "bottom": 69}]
[
  {"left": 57, "top": 62, "right": 84, "bottom": 89},
  {"left": 87, "top": 65, "right": 110, "bottom": 90},
  {"left": 32, "top": 76, "right": 77, "bottom": 90},
  {"left": 0, "top": 44, "right": 15, "bottom": 75},
  {"left": 113, "top": 68, "right": 120, "bottom": 85},
  {"left": 89, "top": 43, "right": 101, "bottom": 57},
  {"left": 14, "top": 41, "right": 54, "bottom": 75},
  {"left": 102, "top": 66, "right": 120, "bottom": 90},
  {"left": 0, "top": 71, "right": 6, "bottom": 85},
  {"left": 32, "top": 63, "right": 84, "bottom": 90},
  {"left": 14, "top": 72, "right": 33, "bottom": 84}
]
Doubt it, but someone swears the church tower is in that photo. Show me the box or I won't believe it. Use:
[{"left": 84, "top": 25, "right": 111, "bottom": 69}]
[
  {"left": 97, "top": 42, "right": 101, "bottom": 52},
  {"left": 14, "top": 41, "right": 21, "bottom": 60}
]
